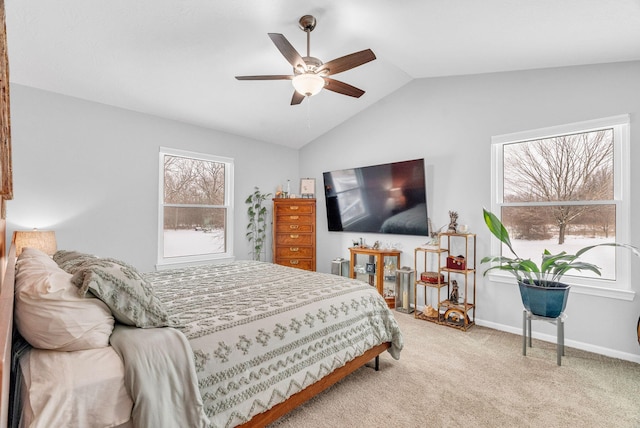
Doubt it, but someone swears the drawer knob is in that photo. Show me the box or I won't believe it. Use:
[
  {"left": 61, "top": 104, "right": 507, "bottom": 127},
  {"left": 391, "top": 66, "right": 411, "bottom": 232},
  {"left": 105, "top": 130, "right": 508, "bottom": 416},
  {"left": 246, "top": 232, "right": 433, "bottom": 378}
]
[
  {"left": 289, "top": 215, "right": 299, "bottom": 220},
  {"left": 290, "top": 247, "right": 300, "bottom": 252},
  {"left": 290, "top": 206, "right": 299, "bottom": 210},
  {"left": 290, "top": 260, "right": 299, "bottom": 265},
  {"left": 290, "top": 234, "right": 299, "bottom": 239},
  {"left": 289, "top": 224, "right": 299, "bottom": 229}
]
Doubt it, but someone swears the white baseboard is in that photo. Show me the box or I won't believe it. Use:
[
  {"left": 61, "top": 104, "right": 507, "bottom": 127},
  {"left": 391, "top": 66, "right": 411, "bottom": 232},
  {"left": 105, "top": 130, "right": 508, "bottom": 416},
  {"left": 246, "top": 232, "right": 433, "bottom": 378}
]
[{"left": 476, "top": 318, "right": 640, "bottom": 364}]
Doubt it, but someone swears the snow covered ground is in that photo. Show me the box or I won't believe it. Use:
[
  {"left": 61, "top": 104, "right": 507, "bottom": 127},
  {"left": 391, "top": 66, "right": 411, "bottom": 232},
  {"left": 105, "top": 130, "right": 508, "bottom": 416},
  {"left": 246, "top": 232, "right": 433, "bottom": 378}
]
[
  {"left": 163, "top": 228, "right": 225, "bottom": 258},
  {"left": 509, "top": 235, "right": 616, "bottom": 280}
]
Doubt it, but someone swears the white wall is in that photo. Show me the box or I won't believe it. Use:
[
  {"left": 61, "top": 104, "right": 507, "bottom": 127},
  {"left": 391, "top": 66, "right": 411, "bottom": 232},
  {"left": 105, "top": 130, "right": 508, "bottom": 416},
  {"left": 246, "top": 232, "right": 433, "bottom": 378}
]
[
  {"left": 301, "top": 61, "right": 640, "bottom": 362},
  {"left": 8, "top": 84, "right": 299, "bottom": 272}
]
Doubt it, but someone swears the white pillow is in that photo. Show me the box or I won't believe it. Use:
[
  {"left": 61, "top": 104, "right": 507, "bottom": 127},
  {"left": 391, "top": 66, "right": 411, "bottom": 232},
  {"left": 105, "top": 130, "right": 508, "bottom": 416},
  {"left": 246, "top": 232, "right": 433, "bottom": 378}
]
[
  {"left": 15, "top": 255, "right": 115, "bottom": 351},
  {"left": 17, "top": 247, "right": 60, "bottom": 270}
]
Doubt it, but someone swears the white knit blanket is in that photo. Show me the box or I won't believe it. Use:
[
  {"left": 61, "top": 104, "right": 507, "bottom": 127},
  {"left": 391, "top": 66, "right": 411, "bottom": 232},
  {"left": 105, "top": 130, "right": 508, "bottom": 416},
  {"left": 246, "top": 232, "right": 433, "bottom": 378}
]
[{"left": 145, "top": 261, "right": 403, "bottom": 428}]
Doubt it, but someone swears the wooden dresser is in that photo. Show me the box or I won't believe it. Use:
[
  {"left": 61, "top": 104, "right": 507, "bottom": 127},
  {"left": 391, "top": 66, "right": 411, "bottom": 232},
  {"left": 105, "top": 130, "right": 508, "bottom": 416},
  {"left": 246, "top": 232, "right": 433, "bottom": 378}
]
[{"left": 272, "top": 198, "right": 316, "bottom": 271}]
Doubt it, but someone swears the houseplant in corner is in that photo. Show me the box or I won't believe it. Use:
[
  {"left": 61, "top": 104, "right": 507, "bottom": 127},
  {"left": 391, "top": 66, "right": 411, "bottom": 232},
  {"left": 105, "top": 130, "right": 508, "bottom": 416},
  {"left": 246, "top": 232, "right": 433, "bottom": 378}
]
[
  {"left": 481, "top": 208, "right": 639, "bottom": 318},
  {"left": 245, "top": 187, "right": 272, "bottom": 261}
]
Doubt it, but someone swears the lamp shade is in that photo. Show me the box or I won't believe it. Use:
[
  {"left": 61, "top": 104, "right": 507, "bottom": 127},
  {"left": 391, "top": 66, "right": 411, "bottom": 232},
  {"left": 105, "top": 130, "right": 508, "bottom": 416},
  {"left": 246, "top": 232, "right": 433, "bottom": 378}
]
[
  {"left": 292, "top": 73, "right": 325, "bottom": 97},
  {"left": 14, "top": 230, "right": 57, "bottom": 256}
]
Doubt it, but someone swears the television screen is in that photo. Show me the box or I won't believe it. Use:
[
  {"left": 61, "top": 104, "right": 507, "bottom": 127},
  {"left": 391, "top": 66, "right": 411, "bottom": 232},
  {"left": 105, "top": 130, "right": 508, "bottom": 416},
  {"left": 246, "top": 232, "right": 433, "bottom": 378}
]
[{"left": 323, "top": 158, "right": 429, "bottom": 236}]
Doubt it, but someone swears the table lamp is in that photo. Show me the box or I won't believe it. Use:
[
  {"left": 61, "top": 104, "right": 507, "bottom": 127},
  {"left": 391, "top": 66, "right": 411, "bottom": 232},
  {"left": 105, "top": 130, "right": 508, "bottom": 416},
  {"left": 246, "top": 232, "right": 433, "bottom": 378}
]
[{"left": 13, "top": 230, "right": 57, "bottom": 257}]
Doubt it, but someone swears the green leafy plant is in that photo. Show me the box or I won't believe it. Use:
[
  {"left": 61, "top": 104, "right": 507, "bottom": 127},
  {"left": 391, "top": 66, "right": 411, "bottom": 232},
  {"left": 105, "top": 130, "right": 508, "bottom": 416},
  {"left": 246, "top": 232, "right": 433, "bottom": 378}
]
[
  {"left": 245, "top": 187, "right": 272, "bottom": 261},
  {"left": 481, "top": 208, "right": 639, "bottom": 286}
]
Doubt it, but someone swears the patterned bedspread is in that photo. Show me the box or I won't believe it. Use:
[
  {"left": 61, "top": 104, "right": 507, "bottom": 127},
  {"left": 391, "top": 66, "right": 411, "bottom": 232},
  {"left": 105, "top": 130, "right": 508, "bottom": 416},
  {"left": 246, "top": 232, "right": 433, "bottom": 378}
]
[{"left": 145, "top": 261, "right": 403, "bottom": 428}]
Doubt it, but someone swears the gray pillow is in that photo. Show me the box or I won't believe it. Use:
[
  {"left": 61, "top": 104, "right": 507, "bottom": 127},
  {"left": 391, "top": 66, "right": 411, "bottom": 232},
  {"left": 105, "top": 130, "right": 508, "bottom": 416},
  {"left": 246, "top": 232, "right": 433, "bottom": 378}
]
[
  {"left": 53, "top": 250, "right": 98, "bottom": 274},
  {"left": 71, "top": 258, "right": 172, "bottom": 328}
]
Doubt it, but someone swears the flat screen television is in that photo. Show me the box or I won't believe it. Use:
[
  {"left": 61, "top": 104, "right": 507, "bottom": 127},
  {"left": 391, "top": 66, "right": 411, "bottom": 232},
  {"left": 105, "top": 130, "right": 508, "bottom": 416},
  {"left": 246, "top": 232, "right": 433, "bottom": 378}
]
[{"left": 323, "top": 158, "right": 429, "bottom": 236}]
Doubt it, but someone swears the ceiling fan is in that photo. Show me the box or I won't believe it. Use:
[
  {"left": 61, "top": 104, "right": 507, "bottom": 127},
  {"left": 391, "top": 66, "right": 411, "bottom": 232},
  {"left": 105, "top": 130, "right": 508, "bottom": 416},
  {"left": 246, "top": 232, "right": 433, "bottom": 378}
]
[{"left": 235, "top": 15, "right": 376, "bottom": 105}]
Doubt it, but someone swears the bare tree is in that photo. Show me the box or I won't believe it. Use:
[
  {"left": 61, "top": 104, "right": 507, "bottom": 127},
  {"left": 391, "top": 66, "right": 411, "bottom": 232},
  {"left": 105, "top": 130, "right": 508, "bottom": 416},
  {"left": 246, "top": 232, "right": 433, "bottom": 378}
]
[
  {"left": 164, "top": 156, "right": 198, "bottom": 204},
  {"left": 163, "top": 155, "right": 226, "bottom": 229},
  {"left": 504, "top": 129, "right": 613, "bottom": 244},
  {"left": 194, "top": 160, "right": 225, "bottom": 205}
]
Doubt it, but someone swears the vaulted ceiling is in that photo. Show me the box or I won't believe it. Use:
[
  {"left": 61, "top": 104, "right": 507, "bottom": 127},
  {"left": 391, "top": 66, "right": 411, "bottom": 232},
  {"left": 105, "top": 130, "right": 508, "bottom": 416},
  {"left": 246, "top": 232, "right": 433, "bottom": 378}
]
[{"left": 6, "top": 0, "right": 640, "bottom": 148}]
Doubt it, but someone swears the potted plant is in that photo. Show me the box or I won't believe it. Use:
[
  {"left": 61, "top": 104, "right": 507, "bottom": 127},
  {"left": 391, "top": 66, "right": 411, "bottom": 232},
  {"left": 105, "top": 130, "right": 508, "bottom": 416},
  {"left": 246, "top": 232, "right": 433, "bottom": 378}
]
[
  {"left": 245, "top": 187, "right": 272, "bottom": 261},
  {"left": 481, "top": 208, "right": 639, "bottom": 317}
]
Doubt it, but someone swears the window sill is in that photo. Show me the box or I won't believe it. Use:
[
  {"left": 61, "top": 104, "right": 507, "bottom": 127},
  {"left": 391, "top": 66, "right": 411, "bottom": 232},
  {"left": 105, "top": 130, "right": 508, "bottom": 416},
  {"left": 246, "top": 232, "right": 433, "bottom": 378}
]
[{"left": 486, "top": 272, "right": 635, "bottom": 301}]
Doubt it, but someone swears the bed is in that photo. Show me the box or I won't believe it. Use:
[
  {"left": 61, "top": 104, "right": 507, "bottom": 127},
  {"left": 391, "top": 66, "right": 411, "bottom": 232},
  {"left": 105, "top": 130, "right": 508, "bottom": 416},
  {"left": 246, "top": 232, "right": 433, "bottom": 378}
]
[{"left": 0, "top": 231, "right": 403, "bottom": 427}]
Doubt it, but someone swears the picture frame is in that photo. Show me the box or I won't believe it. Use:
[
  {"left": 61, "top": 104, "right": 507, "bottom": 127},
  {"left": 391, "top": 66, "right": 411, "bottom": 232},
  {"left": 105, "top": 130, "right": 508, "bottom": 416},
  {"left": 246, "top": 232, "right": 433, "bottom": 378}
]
[
  {"left": 365, "top": 263, "right": 376, "bottom": 274},
  {"left": 300, "top": 178, "right": 315, "bottom": 198}
]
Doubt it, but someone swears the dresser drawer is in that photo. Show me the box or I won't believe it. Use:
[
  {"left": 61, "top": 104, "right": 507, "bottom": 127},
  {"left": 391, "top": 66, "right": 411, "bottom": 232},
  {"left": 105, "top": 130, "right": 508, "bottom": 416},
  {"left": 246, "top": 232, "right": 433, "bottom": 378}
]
[
  {"left": 274, "top": 259, "right": 315, "bottom": 271},
  {"left": 275, "top": 203, "right": 315, "bottom": 215},
  {"left": 275, "top": 214, "right": 314, "bottom": 224},
  {"left": 275, "top": 246, "right": 314, "bottom": 258},
  {"left": 275, "top": 222, "right": 314, "bottom": 233},
  {"left": 275, "top": 233, "right": 314, "bottom": 246}
]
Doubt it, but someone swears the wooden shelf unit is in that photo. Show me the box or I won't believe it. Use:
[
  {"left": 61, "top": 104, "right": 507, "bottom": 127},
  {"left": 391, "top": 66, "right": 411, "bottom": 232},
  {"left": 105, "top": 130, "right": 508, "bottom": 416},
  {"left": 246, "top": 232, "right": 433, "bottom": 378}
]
[
  {"left": 438, "top": 232, "right": 476, "bottom": 330},
  {"left": 414, "top": 246, "right": 448, "bottom": 323},
  {"left": 413, "top": 233, "right": 476, "bottom": 330}
]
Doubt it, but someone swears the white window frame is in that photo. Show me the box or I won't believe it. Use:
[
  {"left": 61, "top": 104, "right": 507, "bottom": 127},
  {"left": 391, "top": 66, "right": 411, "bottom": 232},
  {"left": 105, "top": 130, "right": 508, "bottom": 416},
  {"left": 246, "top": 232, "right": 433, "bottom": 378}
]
[
  {"left": 157, "top": 147, "right": 234, "bottom": 269},
  {"left": 490, "top": 114, "right": 633, "bottom": 301}
]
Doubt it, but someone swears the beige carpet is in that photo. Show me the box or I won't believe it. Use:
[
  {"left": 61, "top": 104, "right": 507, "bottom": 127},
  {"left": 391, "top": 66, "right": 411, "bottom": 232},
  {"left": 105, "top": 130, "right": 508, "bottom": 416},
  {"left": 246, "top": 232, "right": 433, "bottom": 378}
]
[{"left": 269, "top": 312, "right": 640, "bottom": 428}]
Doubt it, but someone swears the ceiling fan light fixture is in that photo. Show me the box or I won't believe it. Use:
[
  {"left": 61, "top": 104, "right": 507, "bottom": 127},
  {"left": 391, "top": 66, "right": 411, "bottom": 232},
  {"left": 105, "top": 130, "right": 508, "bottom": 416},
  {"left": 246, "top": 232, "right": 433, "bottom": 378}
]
[{"left": 292, "top": 73, "right": 325, "bottom": 97}]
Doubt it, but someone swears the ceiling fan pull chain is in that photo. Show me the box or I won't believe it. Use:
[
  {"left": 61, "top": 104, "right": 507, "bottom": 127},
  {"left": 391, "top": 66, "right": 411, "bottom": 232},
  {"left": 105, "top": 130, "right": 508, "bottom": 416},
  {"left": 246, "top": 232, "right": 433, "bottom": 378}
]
[{"left": 307, "top": 98, "right": 312, "bottom": 129}]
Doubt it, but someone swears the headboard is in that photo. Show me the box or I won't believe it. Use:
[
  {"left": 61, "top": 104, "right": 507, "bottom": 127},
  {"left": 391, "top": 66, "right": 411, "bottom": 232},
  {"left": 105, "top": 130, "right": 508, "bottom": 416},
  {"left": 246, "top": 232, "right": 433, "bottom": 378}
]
[
  {"left": 1, "top": 0, "right": 17, "bottom": 424},
  {"left": 0, "top": 219, "right": 14, "bottom": 428}
]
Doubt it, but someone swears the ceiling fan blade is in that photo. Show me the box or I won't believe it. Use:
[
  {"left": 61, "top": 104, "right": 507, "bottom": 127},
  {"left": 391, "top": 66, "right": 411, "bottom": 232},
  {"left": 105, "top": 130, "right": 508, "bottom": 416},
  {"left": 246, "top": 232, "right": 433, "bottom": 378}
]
[
  {"left": 235, "top": 75, "right": 293, "bottom": 81},
  {"left": 317, "top": 49, "right": 376, "bottom": 76},
  {"left": 268, "top": 33, "right": 306, "bottom": 72},
  {"left": 323, "top": 78, "right": 365, "bottom": 98},
  {"left": 291, "top": 91, "right": 305, "bottom": 105}
]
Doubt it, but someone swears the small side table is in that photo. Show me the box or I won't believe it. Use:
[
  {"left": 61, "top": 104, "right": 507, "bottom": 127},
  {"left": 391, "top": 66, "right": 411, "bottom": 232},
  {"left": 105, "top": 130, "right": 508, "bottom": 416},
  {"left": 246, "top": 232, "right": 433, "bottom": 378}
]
[{"left": 522, "top": 310, "right": 567, "bottom": 366}]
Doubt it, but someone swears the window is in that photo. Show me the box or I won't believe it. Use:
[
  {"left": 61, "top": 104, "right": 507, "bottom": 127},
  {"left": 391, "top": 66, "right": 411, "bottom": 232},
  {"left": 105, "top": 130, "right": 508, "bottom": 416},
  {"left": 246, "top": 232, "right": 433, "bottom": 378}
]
[
  {"left": 158, "top": 147, "right": 234, "bottom": 267},
  {"left": 328, "top": 168, "right": 367, "bottom": 227},
  {"left": 491, "top": 115, "right": 631, "bottom": 297}
]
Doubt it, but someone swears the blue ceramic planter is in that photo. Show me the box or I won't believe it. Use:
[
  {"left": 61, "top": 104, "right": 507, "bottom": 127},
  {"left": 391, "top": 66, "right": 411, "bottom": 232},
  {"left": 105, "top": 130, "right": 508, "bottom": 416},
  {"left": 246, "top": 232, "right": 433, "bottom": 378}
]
[{"left": 518, "top": 280, "right": 570, "bottom": 318}]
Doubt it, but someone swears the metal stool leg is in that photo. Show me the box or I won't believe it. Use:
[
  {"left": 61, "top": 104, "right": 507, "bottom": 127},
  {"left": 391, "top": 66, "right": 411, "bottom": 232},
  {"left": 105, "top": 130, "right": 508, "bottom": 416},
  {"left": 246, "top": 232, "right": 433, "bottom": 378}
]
[
  {"left": 522, "top": 310, "right": 527, "bottom": 356},
  {"left": 556, "top": 317, "right": 561, "bottom": 365},
  {"left": 561, "top": 318, "right": 565, "bottom": 356},
  {"left": 556, "top": 316, "right": 564, "bottom": 366}
]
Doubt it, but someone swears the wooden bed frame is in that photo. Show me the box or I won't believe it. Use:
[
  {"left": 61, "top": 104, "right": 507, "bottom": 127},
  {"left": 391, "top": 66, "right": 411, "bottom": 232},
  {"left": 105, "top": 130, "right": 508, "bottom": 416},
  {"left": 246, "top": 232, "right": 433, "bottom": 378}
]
[
  {"left": 0, "top": 220, "right": 13, "bottom": 428},
  {"left": 0, "top": 225, "right": 390, "bottom": 427},
  {"left": 239, "top": 342, "right": 390, "bottom": 427}
]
